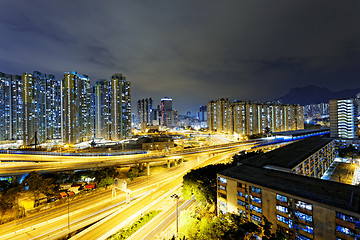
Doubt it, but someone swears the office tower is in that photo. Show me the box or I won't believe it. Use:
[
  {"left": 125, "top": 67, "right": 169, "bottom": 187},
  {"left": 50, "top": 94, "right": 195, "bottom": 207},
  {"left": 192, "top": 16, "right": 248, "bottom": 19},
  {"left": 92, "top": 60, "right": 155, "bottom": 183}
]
[
  {"left": 152, "top": 108, "right": 160, "bottom": 126},
  {"left": 110, "top": 73, "right": 131, "bottom": 140},
  {"left": 137, "top": 98, "right": 153, "bottom": 125},
  {"left": 63, "top": 71, "right": 92, "bottom": 144},
  {"left": 168, "top": 110, "right": 178, "bottom": 128},
  {"left": 95, "top": 80, "right": 111, "bottom": 139},
  {"left": 330, "top": 99, "right": 358, "bottom": 139},
  {"left": 208, "top": 99, "right": 304, "bottom": 135},
  {"left": 198, "top": 105, "right": 207, "bottom": 122},
  {"left": 0, "top": 73, "right": 23, "bottom": 141},
  {"left": 23, "top": 71, "right": 60, "bottom": 146},
  {"left": 160, "top": 97, "right": 172, "bottom": 127}
]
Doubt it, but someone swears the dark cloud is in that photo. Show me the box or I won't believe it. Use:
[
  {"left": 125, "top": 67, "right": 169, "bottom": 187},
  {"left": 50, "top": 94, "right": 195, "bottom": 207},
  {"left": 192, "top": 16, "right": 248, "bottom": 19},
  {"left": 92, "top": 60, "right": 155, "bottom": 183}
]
[{"left": 0, "top": 0, "right": 360, "bottom": 114}]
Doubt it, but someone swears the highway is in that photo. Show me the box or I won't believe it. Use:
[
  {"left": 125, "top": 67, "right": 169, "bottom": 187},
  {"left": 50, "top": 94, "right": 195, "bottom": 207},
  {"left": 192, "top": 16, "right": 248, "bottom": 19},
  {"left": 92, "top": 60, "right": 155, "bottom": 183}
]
[
  {"left": 0, "top": 144, "right": 252, "bottom": 240},
  {"left": 128, "top": 197, "right": 198, "bottom": 240},
  {"left": 70, "top": 150, "right": 240, "bottom": 240},
  {"left": 0, "top": 137, "right": 290, "bottom": 240},
  {"left": 0, "top": 140, "right": 262, "bottom": 176}
]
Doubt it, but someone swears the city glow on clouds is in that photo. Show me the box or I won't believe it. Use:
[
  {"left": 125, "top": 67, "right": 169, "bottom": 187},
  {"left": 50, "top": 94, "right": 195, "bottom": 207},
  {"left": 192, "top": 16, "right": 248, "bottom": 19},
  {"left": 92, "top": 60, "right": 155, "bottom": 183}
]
[{"left": 0, "top": 0, "right": 360, "bottom": 113}]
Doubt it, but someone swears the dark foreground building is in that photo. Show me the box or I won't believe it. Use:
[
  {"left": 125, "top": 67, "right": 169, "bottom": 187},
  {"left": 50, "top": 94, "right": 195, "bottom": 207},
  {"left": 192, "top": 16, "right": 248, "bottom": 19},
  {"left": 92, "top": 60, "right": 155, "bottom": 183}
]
[{"left": 217, "top": 137, "right": 359, "bottom": 240}]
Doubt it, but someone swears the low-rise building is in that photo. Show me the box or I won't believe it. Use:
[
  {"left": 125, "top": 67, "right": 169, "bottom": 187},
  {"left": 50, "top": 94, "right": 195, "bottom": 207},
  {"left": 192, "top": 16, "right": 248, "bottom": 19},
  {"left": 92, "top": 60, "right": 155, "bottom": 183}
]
[
  {"left": 218, "top": 165, "right": 360, "bottom": 240},
  {"left": 242, "top": 136, "right": 335, "bottom": 178},
  {"left": 216, "top": 136, "right": 356, "bottom": 239}
]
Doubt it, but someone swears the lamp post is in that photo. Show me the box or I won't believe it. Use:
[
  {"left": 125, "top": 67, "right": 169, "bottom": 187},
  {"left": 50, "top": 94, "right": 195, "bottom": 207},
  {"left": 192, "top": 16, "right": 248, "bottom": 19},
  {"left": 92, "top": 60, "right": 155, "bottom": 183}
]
[
  {"left": 67, "top": 195, "right": 70, "bottom": 231},
  {"left": 171, "top": 194, "right": 179, "bottom": 237}
]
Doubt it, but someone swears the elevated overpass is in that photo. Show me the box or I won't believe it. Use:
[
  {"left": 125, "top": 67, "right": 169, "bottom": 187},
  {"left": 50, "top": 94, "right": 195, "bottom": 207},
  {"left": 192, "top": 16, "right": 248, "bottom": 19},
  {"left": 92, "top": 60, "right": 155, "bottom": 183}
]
[{"left": 0, "top": 140, "right": 262, "bottom": 177}]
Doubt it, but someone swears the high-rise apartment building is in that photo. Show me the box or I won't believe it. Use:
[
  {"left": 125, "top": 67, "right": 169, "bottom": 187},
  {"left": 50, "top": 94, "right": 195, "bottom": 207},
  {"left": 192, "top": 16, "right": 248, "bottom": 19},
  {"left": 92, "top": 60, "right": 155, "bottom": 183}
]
[
  {"left": 208, "top": 99, "right": 304, "bottom": 136},
  {"left": 95, "top": 80, "right": 112, "bottom": 139},
  {"left": 90, "top": 85, "right": 96, "bottom": 139},
  {"left": 329, "top": 98, "right": 358, "bottom": 139},
  {"left": 63, "top": 71, "right": 92, "bottom": 144},
  {"left": 207, "top": 101, "right": 216, "bottom": 131},
  {"left": 110, "top": 74, "right": 131, "bottom": 140},
  {"left": 44, "top": 72, "right": 62, "bottom": 141},
  {"left": 23, "top": 71, "right": 61, "bottom": 146},
  {"left": 137, "top": 98, "right": 153, "bottom": 125},
  {"left": 0, "top": 73, "right": 23, "bottom": 141}
]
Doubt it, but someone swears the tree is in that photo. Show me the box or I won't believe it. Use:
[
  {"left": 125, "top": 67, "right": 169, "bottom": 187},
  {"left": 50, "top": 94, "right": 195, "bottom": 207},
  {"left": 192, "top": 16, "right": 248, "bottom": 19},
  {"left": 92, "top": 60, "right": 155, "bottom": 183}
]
[
  {"left": 182, "top": 163, "right": 232, "bottom": 206},
  {"left": 127, "top": 164, "right": 146, "bottom": 181},
  {"left": 177, "top": 210, "right": 285, "bottom": 240},
  {"left": 22, "top": 171, "right": 55, "bottom": 200},
  {"left": 0, "top": 186, "right": 21, "bottom": 212},
  {"left": 98, "top": 176, "right": 115, "bottom": 189},
  {"left": 182, "top": 151, "right": 263, "bottom": 206}
]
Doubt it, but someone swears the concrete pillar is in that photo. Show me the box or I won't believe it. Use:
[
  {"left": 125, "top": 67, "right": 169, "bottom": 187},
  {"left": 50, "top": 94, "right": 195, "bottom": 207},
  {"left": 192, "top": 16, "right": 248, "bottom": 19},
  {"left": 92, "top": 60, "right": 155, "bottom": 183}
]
[
  {"left": 146, "top": 163, "right": 150, "bottom": 176},
  {"left": 167, "top": 160, "right": 171, "bottom": 168}
]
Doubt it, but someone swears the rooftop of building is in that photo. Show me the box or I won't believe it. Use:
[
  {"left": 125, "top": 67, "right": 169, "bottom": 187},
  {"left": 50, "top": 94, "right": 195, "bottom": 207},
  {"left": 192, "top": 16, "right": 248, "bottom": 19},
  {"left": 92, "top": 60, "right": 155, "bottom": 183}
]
[
  {"left": 273, "top": 128, "right": 330, "bottom": 137},
  {"left": 241, "top": 136, "right": 333, "bottom": 169},
  {"left": 219, "top": 164, "right": 360, "bottom": 213}
]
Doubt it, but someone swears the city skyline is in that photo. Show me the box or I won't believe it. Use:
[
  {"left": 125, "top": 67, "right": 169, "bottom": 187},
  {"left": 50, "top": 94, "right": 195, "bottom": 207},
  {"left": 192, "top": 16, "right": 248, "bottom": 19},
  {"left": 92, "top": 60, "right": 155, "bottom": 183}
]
[{"left": 1, "top": 1, "right": 360, "bottom": 114}]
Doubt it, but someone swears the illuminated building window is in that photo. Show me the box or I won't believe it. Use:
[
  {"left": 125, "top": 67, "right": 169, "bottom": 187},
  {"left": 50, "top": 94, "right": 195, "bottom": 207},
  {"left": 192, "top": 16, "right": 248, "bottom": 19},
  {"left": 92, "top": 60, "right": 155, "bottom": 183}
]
[
  {"left": 277, "top": 215, "right": 293, "bottom": 228},
  {"left": 218, "top": 185, "right": 226, "bottom": 191},
  {"left": 276, "top": 205, "right": 288, "bottom": 213},
  {"left": 295, "top": 200, "right": 312, "bottom": 211},
  {"left": 251, "top": 214, "right": 261, "bottom": 223},
  {"left": 251, "top": 196, "right": 261, "bottom": 204},
  {"left": 237, "top": 199, "right": 245, "bottom": 206},
  {"left": 276, "top": 194, "right": 287, "bottom": 202},
  {"left": 336, "top": 212, "right": 354, "bottom": 223},
  {"left": 295, "top": 224, "right": 313, "bottom": 234},
  {"left": 336, "top": 225, "right": 355, "bottom": 237},
  {"left": 295, "top": 211, "right": 312, "bottom": 222},
  {"left": 218, "top": 176, "right": 227, "bottom": 184},
  {"left": 249, "top": 204, "right": 261, "bottom": 213},
  {"left": 237, "top": 191, "right": 243, "bottom": 197},
  {"left": 251, "top": 186, "right": 261, "bottom": 194}
]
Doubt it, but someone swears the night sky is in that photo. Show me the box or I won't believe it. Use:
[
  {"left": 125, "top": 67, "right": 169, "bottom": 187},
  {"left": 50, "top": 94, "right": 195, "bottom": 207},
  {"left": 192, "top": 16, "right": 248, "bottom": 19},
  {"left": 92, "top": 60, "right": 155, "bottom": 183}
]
[{"left": 1, "top": 1, "right": 360, "bottom": 114}]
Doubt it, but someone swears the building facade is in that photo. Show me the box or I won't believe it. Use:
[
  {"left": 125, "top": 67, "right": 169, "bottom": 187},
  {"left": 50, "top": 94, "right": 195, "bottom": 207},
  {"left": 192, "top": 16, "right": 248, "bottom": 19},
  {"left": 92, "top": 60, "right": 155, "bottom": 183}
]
[
  {"left": 160, "top": 97, "right": 178, "bottom": 128},
  {"left": 217, "top": 137, "right": 358, "bottom": 240},
  {"left": 208, "top": 99, "right": 304, "bottom": 136},
  {"left": 63, "top": 71, "right": 92, "bottom": 144},
  {"left": 137, "top": 98, "right": 153, "bottom": 125},
  {"left": 110, "top": 73, "right": 131, "bottom": 140},
  {"left": 23, "top": 71, "right": 61, "bottom": 146},
  {"left": 0, "top": 72, "right": 23, "bottom": 141},
  {"left": 95, "top": 80, "right": 112, "bottom": 139},
  {"left": 218, "top": 166, "right": 360, "bottom": 240},
  {"left": 329, "top": 99, "right": 358, "bottom": 139}
]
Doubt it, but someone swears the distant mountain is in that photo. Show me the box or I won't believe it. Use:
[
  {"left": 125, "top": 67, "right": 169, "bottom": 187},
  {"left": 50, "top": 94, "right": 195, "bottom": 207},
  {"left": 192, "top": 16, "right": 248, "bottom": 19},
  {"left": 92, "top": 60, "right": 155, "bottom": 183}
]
[{"left": 276, "top": 85, "right": 360, "bottom": 105}]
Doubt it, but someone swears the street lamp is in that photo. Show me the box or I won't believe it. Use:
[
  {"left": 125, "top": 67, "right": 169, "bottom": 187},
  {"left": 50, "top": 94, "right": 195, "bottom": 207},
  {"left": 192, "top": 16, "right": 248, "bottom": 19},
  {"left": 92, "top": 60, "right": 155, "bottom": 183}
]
[
  {"left": 171, "top": 194, "right": 179, "bottom": 237},
  {"left": 68, "top": 195, "right": 70, "bottom": 231}
]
